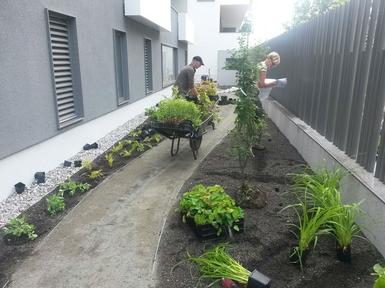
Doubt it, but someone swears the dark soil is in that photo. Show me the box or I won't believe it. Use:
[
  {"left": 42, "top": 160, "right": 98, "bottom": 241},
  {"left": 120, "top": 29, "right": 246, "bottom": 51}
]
[
  {"left": 156, "top": 119, "right": 385, "bottom": 288},
  {"left": 0, "top": 125, "right": 161, "bottom": 287}
]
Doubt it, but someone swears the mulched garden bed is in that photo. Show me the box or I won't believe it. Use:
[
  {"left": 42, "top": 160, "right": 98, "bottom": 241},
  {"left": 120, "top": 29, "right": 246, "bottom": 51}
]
[
  {"left": 0, "top": 123, "right": 161, "bottom": 287},
  {"left": 156, "top": 119, "right": 385, "bottom": 288}
]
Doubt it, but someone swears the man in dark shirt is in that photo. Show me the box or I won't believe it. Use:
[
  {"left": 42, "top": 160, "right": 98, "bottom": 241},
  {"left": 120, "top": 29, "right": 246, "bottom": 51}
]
[{"left": 174, "top": 56, "right": 204, "bottom": 98}]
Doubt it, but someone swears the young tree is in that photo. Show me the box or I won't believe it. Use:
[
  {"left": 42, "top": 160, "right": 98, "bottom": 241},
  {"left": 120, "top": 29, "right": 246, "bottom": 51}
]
[{"left": 288, "top": 0, "right": 349, "bottom": 28}]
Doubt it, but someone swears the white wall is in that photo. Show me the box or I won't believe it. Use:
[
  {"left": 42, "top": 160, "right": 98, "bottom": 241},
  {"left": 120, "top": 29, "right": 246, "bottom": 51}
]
[
  {"left": 217, "top": 50, "right": 237, "bottom": 86},
  {"left": 0, "top": 87, "right": 172, "bottom": 201},
  {"left": 187, "top": 0, "right": 247, "bottom": 83},
  {"left": 260, "top": 90, "right": 385, "bottom": 258}
]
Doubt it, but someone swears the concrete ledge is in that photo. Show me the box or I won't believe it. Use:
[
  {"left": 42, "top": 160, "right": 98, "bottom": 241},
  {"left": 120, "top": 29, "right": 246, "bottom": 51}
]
[{"left": 261, "top": 93, "right": 385, "bottom": 258}]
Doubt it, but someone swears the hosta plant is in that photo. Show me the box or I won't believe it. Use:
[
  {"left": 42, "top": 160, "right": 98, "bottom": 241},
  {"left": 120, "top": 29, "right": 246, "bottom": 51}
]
[
  {"left": 2, "top": 216, "right": 37, "bottom": 240},
  {"left": 179, "top": 184, "right": 244, "bottom": 235},
  {"left": 59, "top": 180, "right": 90, "bottom": 197},
  {"left": 46, "top": 194, "right": 65, "bottom": 215}
]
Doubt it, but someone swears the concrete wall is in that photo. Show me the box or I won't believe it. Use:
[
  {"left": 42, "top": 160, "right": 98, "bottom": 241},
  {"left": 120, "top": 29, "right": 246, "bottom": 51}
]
[
  {"left": 0, "top": 0, "right": 184, "bottom": 160},
  {"left": 187, "top": 0, "right": 245, "bottom": 82},
  {"left": 217, "top": 50, "right": 236, "bottom": 86},
  {"left": 260, "top": 89, "right": 385, "bottom": 258}
]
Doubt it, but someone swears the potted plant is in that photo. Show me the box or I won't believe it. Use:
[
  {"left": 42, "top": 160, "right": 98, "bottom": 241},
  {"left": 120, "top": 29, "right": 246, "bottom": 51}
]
[
  {"left": 63, "top": 160, "right": 72, "bottom": 167},
  {"left": 2, "top": 215, "right": 37, "bottom": 245},
  {"left": 189, "top": 245, "right": 271, "bottom": 288},
  {"left": 179, "top": 184, "right": 244, "bottom": 239},
  {"left": 74, "top": 160, "right": 82, "bottom": 167},
  {"left": 14, "top": 182, "right": 26, "bottom": 194}
]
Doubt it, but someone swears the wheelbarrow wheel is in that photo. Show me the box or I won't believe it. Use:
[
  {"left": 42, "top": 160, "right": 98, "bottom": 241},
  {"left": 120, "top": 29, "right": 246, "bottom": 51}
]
[{"left": 190, "top": 136, "right": 202, "bottom": 160}]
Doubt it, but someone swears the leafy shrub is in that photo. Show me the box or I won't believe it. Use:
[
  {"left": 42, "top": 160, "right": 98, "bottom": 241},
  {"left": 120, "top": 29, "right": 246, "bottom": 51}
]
[
  {"left": 105, "top": 153, "right": 114, "bottom": 168},
  {"left": 147, "top": 98, "right": 202, "bottom": 127},
  {"left": 111, "top": 142, "right": 124, "bottom": 154},
  {"left": 2, "top": 216, "right": 37, "bottom": 240},
  {"left": 179, "top": 184, "right": 244, "bottom": 235},
  {"left": 59, "top": 180, "right": 90, "bottom": 197},
  {"left": 46, "top": 194, "right": 65, "bottom": 215},
  {"left": 82, "top": 160, "right": 93, "bottom": 171}
]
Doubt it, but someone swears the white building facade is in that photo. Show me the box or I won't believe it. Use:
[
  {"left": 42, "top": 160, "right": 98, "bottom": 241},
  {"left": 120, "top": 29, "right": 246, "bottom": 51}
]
[{"left": 187, "top": 0, "right": 250, "bottom": 86}]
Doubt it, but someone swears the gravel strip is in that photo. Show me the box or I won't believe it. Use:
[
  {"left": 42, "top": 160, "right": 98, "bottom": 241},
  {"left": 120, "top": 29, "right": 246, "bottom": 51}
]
[{"left": 0, "top": 113, "right": 147, "bottom": 228}]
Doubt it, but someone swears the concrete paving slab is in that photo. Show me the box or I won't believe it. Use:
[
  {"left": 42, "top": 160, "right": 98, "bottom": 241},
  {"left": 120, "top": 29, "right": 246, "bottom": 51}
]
[{"left": 9, "top": 105, "right": 236, "bottom": 288}]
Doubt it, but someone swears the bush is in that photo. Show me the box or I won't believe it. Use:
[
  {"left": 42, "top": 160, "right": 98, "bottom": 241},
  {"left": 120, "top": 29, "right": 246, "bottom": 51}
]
[
  {"left": 147, "top": 98, "right": 202, "bottom": 127},
  {"left": 46, "top": 194, "right": 65, "bottom": 215},
  {"left": 2, "top": 216, "right": 37, "bottom": 240},
  {"left": 179, "top": 184, "right": 244, "bottom": 235}
]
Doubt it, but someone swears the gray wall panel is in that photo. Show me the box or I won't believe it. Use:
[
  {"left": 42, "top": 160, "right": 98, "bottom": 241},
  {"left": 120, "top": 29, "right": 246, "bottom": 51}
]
[{"left": 0, "top": 0, "right": 184, "bottom": 159}]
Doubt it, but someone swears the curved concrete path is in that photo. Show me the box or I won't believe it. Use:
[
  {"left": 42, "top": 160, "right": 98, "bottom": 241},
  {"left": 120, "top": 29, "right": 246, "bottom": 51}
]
[{"left": 9, "top": 105, "right": 236, "bottom": 288}]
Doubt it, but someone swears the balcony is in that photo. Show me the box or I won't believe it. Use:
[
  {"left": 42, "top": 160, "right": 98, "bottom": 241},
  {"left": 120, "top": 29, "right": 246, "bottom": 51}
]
[
  {"left": 178, "top": 13, "right": 194, "bottom": 43},
  {"left": 219, "top": 4, "right": 249, "bottom": 33},
  {"left": 124, "top": 0, "right": 171, "bottom": 32}
]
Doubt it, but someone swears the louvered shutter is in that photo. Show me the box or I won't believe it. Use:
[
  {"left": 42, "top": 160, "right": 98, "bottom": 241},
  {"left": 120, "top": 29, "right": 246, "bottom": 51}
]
[
  {"left": 144, "top": 39, "right": 153, "bottom": 94},
  {"left": 48, "top": 14, "right": 77, "bottom": 125}
]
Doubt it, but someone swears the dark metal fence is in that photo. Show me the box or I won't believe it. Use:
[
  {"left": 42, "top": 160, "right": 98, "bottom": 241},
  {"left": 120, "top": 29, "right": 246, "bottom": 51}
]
[{"left": 266, "top": 0, "right": 385, "bottom": 182}]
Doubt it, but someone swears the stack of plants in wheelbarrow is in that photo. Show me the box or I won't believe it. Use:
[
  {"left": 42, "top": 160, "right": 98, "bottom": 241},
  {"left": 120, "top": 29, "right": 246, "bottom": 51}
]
[
  {"left": 196, "top": 80, "right": 218, "bottom": 102},
  {"left": 179, "top": 184, "right": 244, "bottom": 240},
  {"left": 283, "top": 168, "right": 365, "bottom": 270}
]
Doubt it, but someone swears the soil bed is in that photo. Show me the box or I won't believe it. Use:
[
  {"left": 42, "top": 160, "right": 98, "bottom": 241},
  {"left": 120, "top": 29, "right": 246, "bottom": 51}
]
[
  {"left": 0, "top": 123, "right": 161, "bottom": 287},
  {"left": 156, "top": 119, "right": 384, "bottom": 288}
]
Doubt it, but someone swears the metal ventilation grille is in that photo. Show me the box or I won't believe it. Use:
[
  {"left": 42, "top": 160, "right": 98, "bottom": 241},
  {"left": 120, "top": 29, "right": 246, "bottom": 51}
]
[
  {"left": 48, "top": 14, "right": 77, "bottom": 125},
  {"left": 144, "top": 38, "right": 153, "bottom": 94}
]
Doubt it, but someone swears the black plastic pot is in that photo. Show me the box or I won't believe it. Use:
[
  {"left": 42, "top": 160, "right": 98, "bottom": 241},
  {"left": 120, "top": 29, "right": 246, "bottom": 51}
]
[
  {"left": 14, "top": 182, "right": 25, "bottom": 194},
  {"left": 74, "top": 160, "right": 82, "bottom": 167},
  {"left": 185, "top": 216, "right": 244, "bottom": 240},
  {"left": 83, "top": 142, "right": 98, "bottom": 150},
  {"left": 34, "top": 172, "right": 45, "bottom": 184},
  {"left": 63, "top": 160, "right": 72, "bottom": 167},
  {"left": 247, "top": 269, "right": 271, "bottom": 288},
  {"left": 336, "top": 243, "right": 351, "bottom": 263}
]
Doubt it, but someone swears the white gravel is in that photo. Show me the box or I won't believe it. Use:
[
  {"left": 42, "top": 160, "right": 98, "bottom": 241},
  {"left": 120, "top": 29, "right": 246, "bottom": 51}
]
[{"left": 0, "top": 113, "right": 147, "bottom": 228}]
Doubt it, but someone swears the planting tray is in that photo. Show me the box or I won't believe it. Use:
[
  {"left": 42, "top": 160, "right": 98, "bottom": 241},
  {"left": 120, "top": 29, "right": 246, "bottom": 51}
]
[{"left": 185, "top": 216, "right": 244, "bottom": 240}]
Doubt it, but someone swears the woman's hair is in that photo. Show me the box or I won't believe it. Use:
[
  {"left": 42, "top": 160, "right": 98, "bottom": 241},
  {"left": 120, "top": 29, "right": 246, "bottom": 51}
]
[{"left": 267, "top": 51, "right": 280, "bottom": 65}]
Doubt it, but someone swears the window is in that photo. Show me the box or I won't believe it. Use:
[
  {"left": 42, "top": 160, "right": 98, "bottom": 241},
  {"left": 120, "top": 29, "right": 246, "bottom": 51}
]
[
  {"left": 161, "top": 45, "right": 177, "bottom": 87},
  {"left": 144, "top": 38, "right": 153, "bottom": 95},
  {"left": 113, "top": 29, "right": 129, "bottom": 104},
  {"left": 47, "top": 10, "right": 83, "bottom": 128}
]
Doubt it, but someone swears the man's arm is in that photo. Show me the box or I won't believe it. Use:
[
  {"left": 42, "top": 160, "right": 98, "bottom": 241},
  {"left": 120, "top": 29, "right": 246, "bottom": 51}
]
[{"left": 187, "top": 69, "right": 198, "bottom": 97}]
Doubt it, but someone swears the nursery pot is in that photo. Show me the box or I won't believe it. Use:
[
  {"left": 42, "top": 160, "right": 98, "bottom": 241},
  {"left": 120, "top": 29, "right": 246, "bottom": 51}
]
[
  {"left": 220, "top": 95, "right": 228, "bottom": 103},
  {"left": 14, "top": 182, "right": 26, "bottom": 194},
  {"left": 34, "top": 172, "right": 46, "bottom": 184},
  {"left": 74, "top": 160, "right": 82, "bottom": 167},
  {"left": 247, "top": 269, "right": 271, "bottom": 288},
  {"left": 63, "top": 160, "right": 72, "bottom": 167},
  {"left": 336, "top": 243, "right": 351, "bottom": 263},
  {"left": 83, "top": 142, "right": 98, "bottom": 150}
]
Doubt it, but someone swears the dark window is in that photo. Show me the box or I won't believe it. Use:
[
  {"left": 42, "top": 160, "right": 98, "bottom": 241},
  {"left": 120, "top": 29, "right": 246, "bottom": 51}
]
[
  {"left": 47, "top": 10, "right": 83, "bottom": 129},
  {"left": 144, "top": 38, "right": 153, "bottom": 95},
  {"left": 113, "top": 29, "right": 129, "bottom": 104}
]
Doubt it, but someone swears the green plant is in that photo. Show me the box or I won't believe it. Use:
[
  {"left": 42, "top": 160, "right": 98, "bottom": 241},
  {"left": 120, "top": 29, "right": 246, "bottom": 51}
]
[
  {"left": 332, "top": 203, "right": 364, "bottom": 251},
  {"left": 189, "top": 244, "right": 251, "bottom": 285},
  {"left": 105, "top": 153, "right": 114, "bottom": 168},
  {"left": 128, "top": 128, "right": 142, "bottom": 138},
  {"left": 179, "top": 184, "right": 244, "bottom": 235},
  {"left": 147, "top": 98, "right": 202, "bottom": 128},
  {"left": 149, "top": 133, "right": 161, "bottom": 143},
  {"left": 59, "top": 180, "right": 90, "bottom": 197},
  {"left": 2, "top": 216, "right": 37, "bottom": 240},
  {"left": 46, "top": 194, "right": 65, "bottom": 215},
  {"left": 89, "top": 169, "right": 103, "bottom": 179},
  {"left": 82, "top": 160, "right": 93, "bottom": 171},
  {"left": 120, "top": 148, "right": 133, "bottom": 158},
  {"left": 283, "top": 196, "right": 339, "bottom": 270},
  {"left": 372, "top": 264, "right": 385, "bottom": 288},
  {"left": 111, "top": 141, "right": 124, "bottom": 154}
]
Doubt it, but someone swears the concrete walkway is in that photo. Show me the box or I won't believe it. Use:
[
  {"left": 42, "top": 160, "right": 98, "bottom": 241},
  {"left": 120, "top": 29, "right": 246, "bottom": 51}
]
[{"left": 9, "top": 105, "right": 236, "bottom": 288}]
